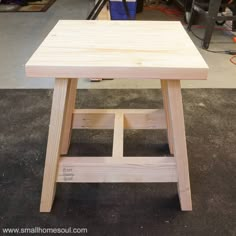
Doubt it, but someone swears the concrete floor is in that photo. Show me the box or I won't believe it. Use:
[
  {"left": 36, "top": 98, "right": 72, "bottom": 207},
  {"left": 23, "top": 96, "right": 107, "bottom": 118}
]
[
  {"left": 1, "top": 89, "right": 236, "bottom": 235},
  {"left": 0, "top": 0, "right": 235, "bottom": 89},
  {"left": 0, "top": 0, "right": 94, "bottom": 88}
]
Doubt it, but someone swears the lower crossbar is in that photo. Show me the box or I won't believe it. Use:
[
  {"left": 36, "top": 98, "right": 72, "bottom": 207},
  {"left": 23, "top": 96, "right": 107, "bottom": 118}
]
[{"left": 57, "top": 156, "right": 177, "bottom": 183}]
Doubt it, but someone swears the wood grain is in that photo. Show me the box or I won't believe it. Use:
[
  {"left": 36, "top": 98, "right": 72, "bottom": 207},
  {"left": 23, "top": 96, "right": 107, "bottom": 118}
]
[
  {"left": 97, "top": 0, "right": 110, "bottom": 20},
  {"left": 72, "top": 109, "right": 167, "bottom": 129},
  {"left": 161, "top": 80, "right": 174, "bottom": 154},
  {"left": 112, "top": 112, "right": 124, "bottom": 159},
  {"left": 60, "top": 79, "right": 78, "bottom": 155},
  {"left": 25, "top": 20, "right": 208, "bottom": 79},
  {"left": 40, "top": 78, "right": 69, "bottom": 212},
  {"left": 166, "top": 80, "right": 192, "bottom": 211},
  {"left": 57, "top": 156, "right": 177, "bottom": 183},
  {"left": 124, "top": 110, "right": 167, "bottom": 129}
]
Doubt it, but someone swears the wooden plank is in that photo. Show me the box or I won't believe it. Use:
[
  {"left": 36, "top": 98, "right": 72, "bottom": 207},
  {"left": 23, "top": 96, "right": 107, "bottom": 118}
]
[
  {"left": 72, "top": 113, "right": 115, "bottom": 129},
  {"left": 166, "top": 80, "right": 192, "bottom": 211},
  {"left": 25, "top": 21, "right": 208, "bottom": 80},
  {"left": 58, "top": 156, "right": 176, "bottom": 164},
  {"left": 57, "top": 156, "right": 177, "bottom": 183},
  {"left": 97, "top": 1, "right": 110, "bottom": 20},
  {"left": 161, "top": 80, "right": 174, "bottom": 154},
  {"left": 73, "top": 109, "right": 158, "bottom": 114},
  {"left": 72, "top": 109, "right": 166, "bottom": 129},
  {"left": 60, "top": 79, "right": 78, "bottom": 155},
  {"left": 40, "top": 78, "right": 69, "bottom": 212},
  {"left": 124, "top": 110, "right": 166, "bottom": 129},
  {"left": 112, "top": 112, "right": 124, "bottom": 158}
]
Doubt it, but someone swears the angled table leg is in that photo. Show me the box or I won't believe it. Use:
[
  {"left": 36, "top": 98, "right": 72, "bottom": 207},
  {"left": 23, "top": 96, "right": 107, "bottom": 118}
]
[
  {"left": 40, "top": 78, "right": 70, "bottom": 212},
  {"left": 165, "top": 80, "right": 192, "bottom": 211},
  {"left": 161, "top": 80, "right": 174, "bottom": 155},
  {"left": 60, "top": 79, "right": 78, "bottom": 155}
]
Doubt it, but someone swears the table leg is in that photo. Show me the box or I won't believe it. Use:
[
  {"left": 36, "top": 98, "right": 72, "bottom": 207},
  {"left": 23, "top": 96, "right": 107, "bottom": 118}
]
[
  {"left": 165, "top": 80, "right": 192, "bottom": 211},
  {"left": 40, "top": 78, "right": 70, "bottom": 212},
  {"left": 60, "top": 79, "right": 78, "bottom": 155},
  {"left": 161, "top": 80, "right": 174, "bottom": 154}
]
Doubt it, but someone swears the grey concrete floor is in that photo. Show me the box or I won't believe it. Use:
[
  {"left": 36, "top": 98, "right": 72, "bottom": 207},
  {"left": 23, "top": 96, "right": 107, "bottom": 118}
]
[
  {"left": 0, "top": 0, "right": 236, "bottom": 88},
  {"left": 1, "top": 89, "right": 236, "bottom": 235},
  {"left": 0, "top": 0, "right": 94, "bottom": 88}
]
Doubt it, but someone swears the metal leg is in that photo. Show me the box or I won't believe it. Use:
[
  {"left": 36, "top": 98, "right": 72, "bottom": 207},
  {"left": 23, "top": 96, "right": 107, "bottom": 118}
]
[
  {"left": 187, "top": 0, "right": 196, "bottom": 31},
  {"left": 202, "top": 0, "right": 222, "bottom": 49},
  {"left": 232, "top": 8, "right": 236, "bottom": 31},
  {"left": 233, "top": 20, "right": 236, "bottom": 32}
]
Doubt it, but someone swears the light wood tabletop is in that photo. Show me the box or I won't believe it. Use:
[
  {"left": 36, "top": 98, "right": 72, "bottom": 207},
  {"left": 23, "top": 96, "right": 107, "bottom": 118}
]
[{"left": 26, "top": 20, "right": 208, "bottom": 80}]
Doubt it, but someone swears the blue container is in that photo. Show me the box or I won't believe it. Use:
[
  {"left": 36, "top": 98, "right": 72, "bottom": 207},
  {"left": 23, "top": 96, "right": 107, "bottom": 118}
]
[{"left": 109, "top": 0, "right": 137, "bottom": 20}]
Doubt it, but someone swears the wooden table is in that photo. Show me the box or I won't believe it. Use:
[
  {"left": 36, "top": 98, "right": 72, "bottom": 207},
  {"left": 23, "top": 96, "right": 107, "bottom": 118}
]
[{"left": 26, "top": 20, "right": 208, "bottom": 212}]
